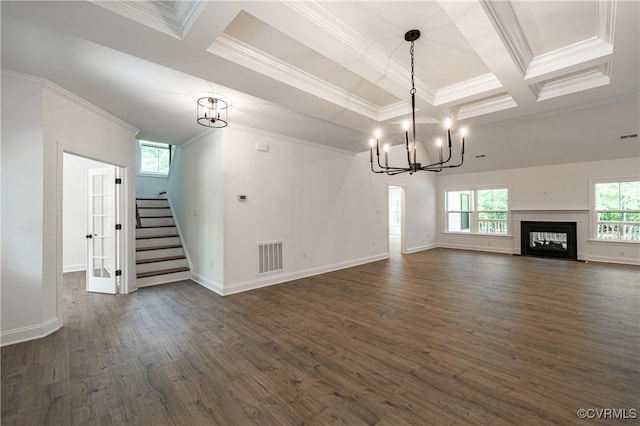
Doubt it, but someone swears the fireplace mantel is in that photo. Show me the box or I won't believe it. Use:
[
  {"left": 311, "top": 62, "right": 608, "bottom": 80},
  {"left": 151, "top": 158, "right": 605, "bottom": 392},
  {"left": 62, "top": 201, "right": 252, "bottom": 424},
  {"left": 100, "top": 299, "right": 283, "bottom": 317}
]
[{"left": 511, "top": 209, "right": 589, "bottom": 214}]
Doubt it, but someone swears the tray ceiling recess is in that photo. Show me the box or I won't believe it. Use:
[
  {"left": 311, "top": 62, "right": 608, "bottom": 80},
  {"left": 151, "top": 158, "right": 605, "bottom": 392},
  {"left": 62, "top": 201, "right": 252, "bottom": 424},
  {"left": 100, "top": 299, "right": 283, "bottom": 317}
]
[{"left": 203, "top": 1, "right": 618, "bottom": 125}]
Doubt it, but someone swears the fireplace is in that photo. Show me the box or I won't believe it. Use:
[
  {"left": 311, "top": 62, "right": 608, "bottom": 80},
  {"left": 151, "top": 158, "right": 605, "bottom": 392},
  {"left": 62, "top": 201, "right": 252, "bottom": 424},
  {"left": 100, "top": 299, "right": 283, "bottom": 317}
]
[{"left": 521, "top": 221, "right": 577, "bottom": 260}]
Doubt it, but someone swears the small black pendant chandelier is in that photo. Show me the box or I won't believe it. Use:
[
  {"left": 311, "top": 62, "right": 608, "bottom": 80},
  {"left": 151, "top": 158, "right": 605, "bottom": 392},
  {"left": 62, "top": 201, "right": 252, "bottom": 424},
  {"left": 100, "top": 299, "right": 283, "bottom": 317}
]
[{"left": 370, "top": 29, "right": 467, "bottom": 175}]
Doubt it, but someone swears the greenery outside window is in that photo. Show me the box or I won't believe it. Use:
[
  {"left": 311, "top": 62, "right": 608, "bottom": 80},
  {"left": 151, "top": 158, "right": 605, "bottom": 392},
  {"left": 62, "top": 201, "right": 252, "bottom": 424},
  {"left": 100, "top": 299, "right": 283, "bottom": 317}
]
[
  {"left": 477, "top": 188, "right": 509, "bottom": 234},
  {"left": 139, "top": 140, "right": 172, "bottom": 175},
  {"left": 446, "top": 188, "right": 509, "bottom": 234},
  {"left": 593, "top": 180, "right": 640, "bottom": 241}
]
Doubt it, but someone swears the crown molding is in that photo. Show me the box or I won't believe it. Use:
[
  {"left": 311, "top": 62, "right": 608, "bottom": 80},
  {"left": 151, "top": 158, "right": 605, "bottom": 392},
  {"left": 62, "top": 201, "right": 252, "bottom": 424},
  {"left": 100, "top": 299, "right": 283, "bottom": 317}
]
[
  {"left": 378, "top": 102, "right": 412, "bottom": 122},
  {"left": 525, "top": 37, "right": 613, "bottom": 82},
  {"left": 456, "top": 93, "right": 518, "bottom": 121},
  {"left": 89, "top": 0, "right": 206, "bottom": 40},
  {"left": 281, "top": 0, "right": 437, "bottom": 105},
  {"left": 481, "top": 0, "right": 616, "bottom": 84},
  {"left": 480, "top": 0, "right": 532, "bottom": 75},
  {"left": 533, "top": 64, "right": 611, "bottom": 102},
  {"left": 2, "top": 69, "right": 139, "bottom": 134},
  {"left": 208, "top": 34, "right": 390, "bottom": 121},
  {"left": 434, "top": 73, "right": 503, "bottom": 106},
  {"left": 597, "top": 0, "right": 617, "bottom": 44}
]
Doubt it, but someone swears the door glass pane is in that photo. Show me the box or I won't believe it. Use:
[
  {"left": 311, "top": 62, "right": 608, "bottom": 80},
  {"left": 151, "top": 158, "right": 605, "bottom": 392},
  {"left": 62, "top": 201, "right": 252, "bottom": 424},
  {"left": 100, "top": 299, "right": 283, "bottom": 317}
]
[
  {"left": 93, "top": 196, "right": 103, "bottom": 215},
  {"left": 93, "top": 174, "right": 103, "bottom": 194},
  {"left": 93, "top": 217, "right": 103, "bottom": 236}
]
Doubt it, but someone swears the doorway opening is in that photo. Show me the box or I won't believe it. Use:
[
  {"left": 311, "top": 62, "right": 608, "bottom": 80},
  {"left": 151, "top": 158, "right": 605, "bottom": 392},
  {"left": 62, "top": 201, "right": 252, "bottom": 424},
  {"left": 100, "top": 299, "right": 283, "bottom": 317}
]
[
  {"left": 63, "top": 152, "right": 124, "bottom": 294},
  {"left": 388, "top": 185, "right": 405, "bottom": 256}
]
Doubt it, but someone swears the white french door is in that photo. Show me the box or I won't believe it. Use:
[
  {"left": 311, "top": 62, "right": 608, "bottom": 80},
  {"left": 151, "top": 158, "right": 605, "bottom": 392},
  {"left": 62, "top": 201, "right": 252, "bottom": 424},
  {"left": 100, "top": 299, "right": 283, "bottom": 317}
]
[{"left": 86, "top": 167, "right": 118, "bottom": 294}]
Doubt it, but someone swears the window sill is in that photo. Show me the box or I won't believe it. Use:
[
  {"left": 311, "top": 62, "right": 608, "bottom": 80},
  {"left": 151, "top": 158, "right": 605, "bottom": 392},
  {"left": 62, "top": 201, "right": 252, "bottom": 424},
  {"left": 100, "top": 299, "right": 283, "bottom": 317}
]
[
  {"left": 442, "top": 231, "right": 513, "bottom": 238},
  {"left": 588, "top": 239, "right": 640, "bottom": 245},
  {"left": 137, "top": 172, "right": 168, "bottom": 178}
]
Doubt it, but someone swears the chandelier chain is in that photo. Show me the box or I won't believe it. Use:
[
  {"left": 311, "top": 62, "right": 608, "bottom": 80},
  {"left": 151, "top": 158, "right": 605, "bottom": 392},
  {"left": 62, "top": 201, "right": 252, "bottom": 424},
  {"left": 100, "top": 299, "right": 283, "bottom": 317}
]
[{"left": 410, "top": 41, "right": 416, "bottom": 96}]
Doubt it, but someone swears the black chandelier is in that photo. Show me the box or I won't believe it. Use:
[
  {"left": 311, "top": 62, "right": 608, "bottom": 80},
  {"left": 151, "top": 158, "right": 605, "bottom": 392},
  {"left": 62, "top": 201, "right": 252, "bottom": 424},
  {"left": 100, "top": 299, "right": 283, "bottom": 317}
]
[{"left": 370, "top": 29, "right": 467, "bottom": 175}]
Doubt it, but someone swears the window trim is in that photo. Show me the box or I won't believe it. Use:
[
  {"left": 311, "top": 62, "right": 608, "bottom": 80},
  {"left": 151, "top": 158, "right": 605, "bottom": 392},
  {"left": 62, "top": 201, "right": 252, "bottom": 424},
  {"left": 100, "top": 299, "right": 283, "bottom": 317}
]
[
  {"left": 137, "top": 140, "right": 172, "bottom": 177},
  {"left": 444, "top": 186, "right": 510, "bottom": 236},
  {"left": 589, "top": 177, "right": 640, "bottom": 242}
]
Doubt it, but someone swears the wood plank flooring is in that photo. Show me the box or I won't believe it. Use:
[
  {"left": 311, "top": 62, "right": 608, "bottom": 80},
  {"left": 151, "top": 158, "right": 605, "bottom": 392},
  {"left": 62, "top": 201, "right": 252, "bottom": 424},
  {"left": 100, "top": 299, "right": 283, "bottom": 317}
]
[{"left": 2, "top": 248, "right": 639, "bottom": 425}]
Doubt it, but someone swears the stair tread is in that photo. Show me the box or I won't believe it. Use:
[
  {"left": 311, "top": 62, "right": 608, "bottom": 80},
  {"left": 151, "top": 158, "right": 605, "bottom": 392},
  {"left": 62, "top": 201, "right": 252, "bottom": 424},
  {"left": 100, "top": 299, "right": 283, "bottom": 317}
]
[
  {"left": 138, "top": 206, "right": 170, "bottom": 209},
  {"left": 139, "top": 215, "right": 174, "bottom": 218},
  {"left": 137, "top": 244, "right": 183, "bottom": 252},
  {"left": 137, "top": 267, "right": 189, "bottom": 279},
  {"left": 136, "top": 198, "right": 167, "bottom": 201},
  {"left": 137, "top": 255, "right": 186, "bottom": 265},
  {"left": 136, "top": 225, "right": 176, "bottom": 229},
  {"left": 136, "top": 234, "right": 180, "bottom": 240}
]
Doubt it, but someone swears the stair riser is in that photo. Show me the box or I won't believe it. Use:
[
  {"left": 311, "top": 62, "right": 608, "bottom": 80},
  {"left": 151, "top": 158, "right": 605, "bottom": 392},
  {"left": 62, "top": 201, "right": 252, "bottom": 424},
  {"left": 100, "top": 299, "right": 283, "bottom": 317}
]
[
  {"left": 136, "top": 199, "right": 169, "bottom": 208},
  {"left": 138, "top": 208, "right": 172, "bottom": 217},
  {"left": 136, "top": 247, "right": 184, "bottom": 260},
  {"left": 137, "top": 271, "right": 190, "bottom": 287},
  {"left": 140, "top": 217, "right": 175, "bottom": 227},
  {"left": 136, "top": 227, "right": 177, "bottom": 238},
  {"left": 136, "top": 237, "right": 181, "bottom": 248},
  {"left": 136, "top": 259, "right": 188, "bottom": 274}
]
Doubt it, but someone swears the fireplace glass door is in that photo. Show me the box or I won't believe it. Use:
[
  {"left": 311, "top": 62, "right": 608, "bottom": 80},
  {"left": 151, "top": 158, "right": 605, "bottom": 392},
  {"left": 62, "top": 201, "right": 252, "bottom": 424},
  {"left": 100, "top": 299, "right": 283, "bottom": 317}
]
[{"left": 521, "top": 221, "right": 577, "bottom": 260}]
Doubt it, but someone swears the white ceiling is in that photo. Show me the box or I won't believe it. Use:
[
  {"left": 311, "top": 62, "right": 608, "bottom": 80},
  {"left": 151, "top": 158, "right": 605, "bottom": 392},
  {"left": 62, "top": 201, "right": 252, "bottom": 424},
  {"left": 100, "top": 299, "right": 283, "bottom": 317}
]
[{"left": 1, "top": 0, "right": 638, "bottom": 174}]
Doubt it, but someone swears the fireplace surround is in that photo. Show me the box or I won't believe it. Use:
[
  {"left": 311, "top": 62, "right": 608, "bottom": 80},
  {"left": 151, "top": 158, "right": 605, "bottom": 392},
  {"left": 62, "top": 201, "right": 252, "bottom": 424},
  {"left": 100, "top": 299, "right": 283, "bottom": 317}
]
[{"left": 521, "top": 221, "right": 577, "bottom": 260}]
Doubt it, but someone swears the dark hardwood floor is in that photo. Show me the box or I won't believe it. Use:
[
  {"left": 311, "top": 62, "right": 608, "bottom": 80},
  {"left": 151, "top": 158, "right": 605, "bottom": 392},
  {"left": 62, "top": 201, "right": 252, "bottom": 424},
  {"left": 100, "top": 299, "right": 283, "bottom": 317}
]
[{"left": 2, "top": 248, "right": 639, "bottom": 425}]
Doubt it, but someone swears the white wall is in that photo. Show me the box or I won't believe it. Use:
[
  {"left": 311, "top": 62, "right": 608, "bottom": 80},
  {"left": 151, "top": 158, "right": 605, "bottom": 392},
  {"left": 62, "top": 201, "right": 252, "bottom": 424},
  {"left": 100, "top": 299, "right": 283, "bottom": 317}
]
[
  {"left": 1, "top": 71, "right": 138, "bottom": 346},
  {"left": 169, "top": 125, "right": 438, "bottom": 295},
  {"left": 437, "top": 157, "right": 640, "bottom": 264},
  {"left": 63, "top": 154, "right": 112, "bottom": 272},
  {"left": 136, "top": 175, "right": 167, "bottom": 197},
  {"left": 1, "top": 73, "right": 45, "bottom": 342},
  {"left": 167, "top": 132, "right": 225, "bottom": 292}
]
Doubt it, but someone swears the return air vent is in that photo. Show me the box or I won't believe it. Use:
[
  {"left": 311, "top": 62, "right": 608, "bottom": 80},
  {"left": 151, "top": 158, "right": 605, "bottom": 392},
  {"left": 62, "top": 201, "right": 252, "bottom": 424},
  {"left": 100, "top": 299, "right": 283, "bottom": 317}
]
[
  {"left": 620, "top": 133, "right": 638, "bottom": 140},
  {"left": 257, "top": 240, "right": 283, "bottom": 275}
]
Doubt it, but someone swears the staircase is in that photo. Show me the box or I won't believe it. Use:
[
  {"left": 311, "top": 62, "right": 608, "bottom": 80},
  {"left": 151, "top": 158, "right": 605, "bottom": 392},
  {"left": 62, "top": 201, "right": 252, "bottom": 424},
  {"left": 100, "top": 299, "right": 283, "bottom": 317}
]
[{"left": 136, "top": 198, "right": 190, "bottom": 287}]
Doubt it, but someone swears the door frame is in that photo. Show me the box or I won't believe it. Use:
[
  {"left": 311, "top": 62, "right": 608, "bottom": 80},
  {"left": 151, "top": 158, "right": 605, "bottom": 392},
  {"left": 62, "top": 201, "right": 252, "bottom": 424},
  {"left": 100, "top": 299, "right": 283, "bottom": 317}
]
[
  {"left": 387, "top": 184, "right": 407, "bottom": 254},
  {"left": 57, "top": 141, "right": 133, "bottom": 317}
]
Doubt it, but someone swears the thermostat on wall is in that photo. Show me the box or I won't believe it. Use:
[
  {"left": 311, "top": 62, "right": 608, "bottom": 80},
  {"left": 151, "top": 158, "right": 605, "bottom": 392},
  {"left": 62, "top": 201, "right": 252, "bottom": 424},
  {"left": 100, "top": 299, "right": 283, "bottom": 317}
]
[{"left": 238, "top": 195, "right": 247, "bottom": 201}]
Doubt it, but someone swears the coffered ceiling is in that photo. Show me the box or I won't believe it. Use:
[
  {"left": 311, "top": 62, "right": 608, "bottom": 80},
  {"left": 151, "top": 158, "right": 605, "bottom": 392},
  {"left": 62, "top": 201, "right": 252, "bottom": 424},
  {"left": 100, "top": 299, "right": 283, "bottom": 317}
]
[{"left": 1, "top": 1, "right": 638, "bottom": 174}]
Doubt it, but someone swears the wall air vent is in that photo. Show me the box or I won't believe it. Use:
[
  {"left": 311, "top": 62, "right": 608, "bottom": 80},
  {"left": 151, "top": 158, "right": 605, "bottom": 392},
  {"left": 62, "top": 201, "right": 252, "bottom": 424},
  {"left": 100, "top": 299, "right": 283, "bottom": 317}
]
[
  {"left": 257, "top": 240, "right": 283, "bottom": 275},
  {"left": 620, "top": 133, "right": 638, "bottom": 140}
]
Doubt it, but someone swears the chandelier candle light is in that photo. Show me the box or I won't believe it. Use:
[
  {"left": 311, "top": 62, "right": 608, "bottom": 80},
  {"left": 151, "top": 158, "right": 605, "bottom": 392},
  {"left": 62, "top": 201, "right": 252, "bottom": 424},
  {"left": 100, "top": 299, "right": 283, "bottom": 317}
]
[
  {"left": 197, "top": 95, "right": 229, "bottom": 128},
  {"left": 369, "top": 29, "right": 467, "bottom": 175}
]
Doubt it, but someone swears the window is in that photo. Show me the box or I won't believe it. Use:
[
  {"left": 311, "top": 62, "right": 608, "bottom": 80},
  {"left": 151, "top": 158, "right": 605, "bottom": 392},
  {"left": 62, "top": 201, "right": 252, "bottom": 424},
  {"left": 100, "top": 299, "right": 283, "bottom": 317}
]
[
  {"left": 477, "top": 188, "right": 509, "bottom": 234},
  {"left": 447, "top": 190, "right": 472, "bottom": 232},
  {"left": 593, "top": 180, "right": 640, "bottom": 241},
  {"left": 138, "top": 140, "right": 171, "bottom": 175},
  {"left": 446, "top": 188, "right": 509, "bottom": 234}
]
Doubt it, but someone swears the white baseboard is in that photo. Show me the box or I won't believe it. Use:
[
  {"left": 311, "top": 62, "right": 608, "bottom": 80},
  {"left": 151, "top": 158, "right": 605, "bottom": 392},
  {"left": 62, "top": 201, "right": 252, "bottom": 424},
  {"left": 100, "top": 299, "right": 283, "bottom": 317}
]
[
  {"left": 222, "top": 253, "right": 389, "bottom": 296},
  {"left": 405, "top": 243, "right": 437, "bottom": 254},
  {"left": 63, "top": 264, "right": 86, "bottom": 273},
  {"left": 585, "top": 254, "right": 640, "bottom": 265},
  {"left": 437, "top": 243, "right": 514, "bottom": 255},
  {"left": 1, "top": 316, "right": 62, "bottom": 347},
  {"left": 191, "top": 271, "right": 224, "bottom": 295}
]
